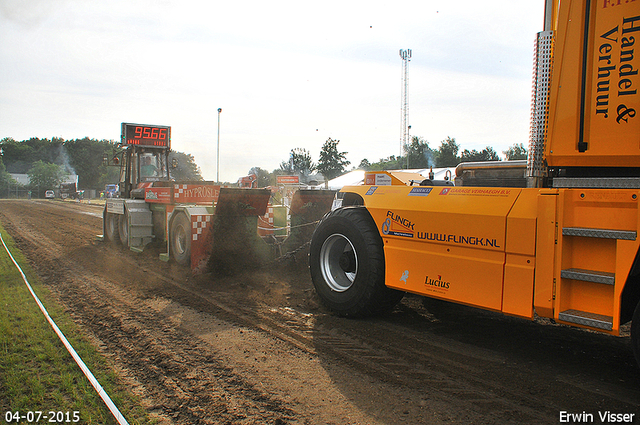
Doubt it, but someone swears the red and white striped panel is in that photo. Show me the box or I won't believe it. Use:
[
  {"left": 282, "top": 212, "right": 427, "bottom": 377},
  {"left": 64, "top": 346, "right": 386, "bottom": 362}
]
[
  {"left": 258, "top": 206, "right": 274, "bottom": 236},
  {"left": 191, "top": 214, "right": 212, "bottom": 241}
]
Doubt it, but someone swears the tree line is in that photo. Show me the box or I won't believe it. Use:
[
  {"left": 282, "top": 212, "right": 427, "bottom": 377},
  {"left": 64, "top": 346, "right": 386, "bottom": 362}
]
[
  {"left": 248, "top": 137, "right": 528, "bottom": 188},
  {"left": 359, "top": 137, "right": 528, "bottom": 171},
  {"left": 0, "top": 137, "right": 202, "bottom": 198},
  {"left": 0, "top": 135, "right": 528, "bottom": 197}
]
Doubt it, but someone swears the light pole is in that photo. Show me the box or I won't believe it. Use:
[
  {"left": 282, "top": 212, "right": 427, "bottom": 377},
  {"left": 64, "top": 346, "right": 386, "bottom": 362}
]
[
  {"left": 217, "top": 108, "right": 222, "bottom": 183},
  {"left": 399, "top": 48, "right": 411, "bottom": 160}
]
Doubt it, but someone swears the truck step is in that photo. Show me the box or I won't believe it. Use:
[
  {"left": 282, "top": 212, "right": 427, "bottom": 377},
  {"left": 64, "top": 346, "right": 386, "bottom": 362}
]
[
  {"left": 562, "top": 227, "right": 636, "bottom": 240},
  {"left": 558, "top": 309, "right": 613, "bottom": 331},
  {"left": 560, "top": 268, "right": 615, "bottom": 285}
]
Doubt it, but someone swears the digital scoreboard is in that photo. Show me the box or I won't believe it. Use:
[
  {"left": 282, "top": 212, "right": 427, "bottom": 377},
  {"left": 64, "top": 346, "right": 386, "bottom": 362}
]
[{"left": 121, "top": 123, "right": 171, "bottom": 148}]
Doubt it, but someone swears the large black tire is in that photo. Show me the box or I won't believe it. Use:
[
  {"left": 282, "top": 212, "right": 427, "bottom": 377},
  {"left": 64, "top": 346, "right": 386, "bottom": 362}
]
[
  {"left": 632, "top": 300, "right": 640, "bottom": 368},
  {"left": 170, "top": 212, "right": 191, "bottom": 266},
  {"left": 309, "top": 206, "right": 404, "bottom": 317},
  {"left": 104, "top": 212, "right": 121, "bottom": 244},
  {"left": 118, "top": 210, "right": 129, "bottom": 247}
]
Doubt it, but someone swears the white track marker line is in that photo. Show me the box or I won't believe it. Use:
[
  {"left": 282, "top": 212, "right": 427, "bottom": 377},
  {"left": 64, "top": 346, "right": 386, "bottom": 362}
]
[{"left": 0, "top": 232, "right": 129, "bottom": 425}]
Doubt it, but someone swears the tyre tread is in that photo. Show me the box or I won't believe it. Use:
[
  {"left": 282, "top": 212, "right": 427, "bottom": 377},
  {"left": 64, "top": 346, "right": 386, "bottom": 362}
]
[{"left": 170, "top": 213, "right": 191, "bottom": 266}]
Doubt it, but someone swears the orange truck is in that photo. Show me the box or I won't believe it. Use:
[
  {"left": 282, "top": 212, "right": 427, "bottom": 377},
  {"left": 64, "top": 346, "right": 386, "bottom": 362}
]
[{"left": 309, "top": 0, "right": 640, "bottom": 368}]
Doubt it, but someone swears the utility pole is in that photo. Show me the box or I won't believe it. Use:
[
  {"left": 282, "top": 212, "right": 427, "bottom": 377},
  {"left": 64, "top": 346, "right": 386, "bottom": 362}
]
[
  {"left": 217, "top": 108, "right": 222, "bottom": 183},
  {"left": 399, "top": 49, "right": 411, "bottom": 168}
]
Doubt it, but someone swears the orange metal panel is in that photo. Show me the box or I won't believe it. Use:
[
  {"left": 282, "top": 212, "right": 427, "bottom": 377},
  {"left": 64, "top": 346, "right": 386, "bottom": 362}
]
[
  {"left": 503, "top": 254, "right": 536, "bottom": 318},
  {"left": 341, "top": 180, "right": 640, "bottom": 332},
  {"left": 348, "top": 185, "right": 521, "bottom": 311},
  {"left": 556, "top": 189, "right": 639, "bottom": 333},
  {"left": 502, "top": 190, "right": 539, "bottom": 318},
  {"left": 385, "top": 240, "right": 506, "bottom": 311},
  {"left": 546, "top": 0, "right": 582, "bottom": 165},
  {"left": 561, "top": 189, "right": 638, "bottom": 231},
  {"left": 561, "top": 235, "right": 617, "bottom": 273},
  {"left": 555, "top": 189, "right": 638, "bottom": 324},
  {"left": 505, "top": 190, "right": 538, "bottom": 257},
  {"left": 558, "top": 279, "right": 615, "bottom": 317},
  {"left": 547, "top": 0, "right": 640, "bottom": 167},
  {"left": 533, "top": 191, "right": 559, "bottom": 318}
]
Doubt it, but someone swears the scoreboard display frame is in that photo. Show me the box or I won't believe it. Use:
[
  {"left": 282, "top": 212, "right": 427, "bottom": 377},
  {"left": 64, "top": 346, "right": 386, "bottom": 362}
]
[{"left": 121, "top": 123, "right": 171, "bottom": 149}]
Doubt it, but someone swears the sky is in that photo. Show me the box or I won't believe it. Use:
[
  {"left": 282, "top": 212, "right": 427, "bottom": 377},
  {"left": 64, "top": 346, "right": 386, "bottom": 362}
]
[{"left": 0, "top": 0, "right": 544, "bottom": 183}]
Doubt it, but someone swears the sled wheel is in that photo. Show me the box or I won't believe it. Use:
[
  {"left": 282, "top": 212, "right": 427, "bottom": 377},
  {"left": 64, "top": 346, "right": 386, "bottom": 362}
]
[
  {"left": 309, "top": 206, "right": 403, "bottom": 317},
  {"left": 105, "top": 212, "right": 121, "bottom": 244},
  {"left": 632, "top": 300, "right": 640, "bottom": 369},
  {"left": 170, "top": 213, "right": 191, "bottom": 266}
]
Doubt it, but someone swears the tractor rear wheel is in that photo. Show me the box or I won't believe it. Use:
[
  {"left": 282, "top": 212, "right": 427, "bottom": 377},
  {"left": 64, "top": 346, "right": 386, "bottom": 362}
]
[
  {"left": 309, "top": 206, "right": 403, "bottom": 317},
  {"left": 104, "top": 212, "right": 121, "bottom": 244},
  {"left": 170, "top": 213, "right": 191, "bottom": 266}
]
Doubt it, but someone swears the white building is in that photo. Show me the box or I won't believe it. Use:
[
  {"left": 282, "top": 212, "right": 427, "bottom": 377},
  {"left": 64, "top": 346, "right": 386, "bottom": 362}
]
[{"left": 9, "top": 173, "right": 78, "bottom": 186}]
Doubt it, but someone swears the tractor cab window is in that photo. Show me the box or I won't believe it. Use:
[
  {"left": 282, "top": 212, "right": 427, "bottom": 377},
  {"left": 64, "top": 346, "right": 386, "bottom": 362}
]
[{"left": 139, "top": 151, "right": 166, "bottom": 181}]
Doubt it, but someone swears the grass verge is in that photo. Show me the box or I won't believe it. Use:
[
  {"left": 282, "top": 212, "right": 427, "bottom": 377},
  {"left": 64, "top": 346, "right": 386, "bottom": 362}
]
[{"left": 0, "top": 223, "right": 153, "bottom": 424}]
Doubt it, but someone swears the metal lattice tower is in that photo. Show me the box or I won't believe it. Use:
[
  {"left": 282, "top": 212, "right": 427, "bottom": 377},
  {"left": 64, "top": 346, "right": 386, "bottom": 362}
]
[{"left": 399, "top": 49, "right": 412, "bottom": 161}]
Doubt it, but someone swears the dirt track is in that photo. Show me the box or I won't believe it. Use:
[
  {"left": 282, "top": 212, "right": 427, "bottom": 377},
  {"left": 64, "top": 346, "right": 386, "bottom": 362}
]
[{"left": 1, "top": 199, "right": 639, "bottom": 424}]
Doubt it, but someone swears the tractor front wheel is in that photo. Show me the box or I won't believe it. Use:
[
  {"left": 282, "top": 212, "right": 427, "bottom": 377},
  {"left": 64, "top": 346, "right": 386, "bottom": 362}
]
[
  {"left": 309, "top": 206, "right": 403, "bottom": 317},
  {"left": 104, "top": 212, "right": 121, "bottom": 244},
  {"left": 118, "top": 210, "right": 129, "bottom": 247}
]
